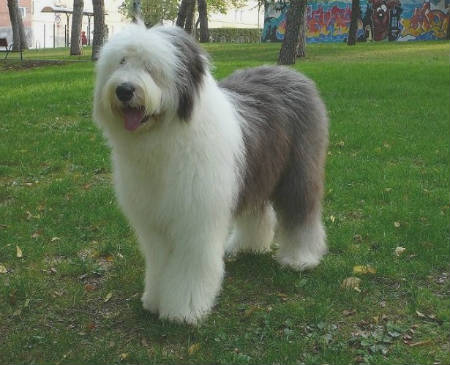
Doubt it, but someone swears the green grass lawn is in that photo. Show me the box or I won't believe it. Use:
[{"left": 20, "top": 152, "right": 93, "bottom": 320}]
[{"left": 1, "top": 41, "right": 449, "bottom": 365}]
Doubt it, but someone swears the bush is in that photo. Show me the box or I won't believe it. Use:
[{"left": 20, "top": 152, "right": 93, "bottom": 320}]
[{"left": 198, "top": 28, "right": 261, "bottom": 43}]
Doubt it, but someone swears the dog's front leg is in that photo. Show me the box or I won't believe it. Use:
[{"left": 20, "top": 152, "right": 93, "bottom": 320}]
[
  {"left": 138, "top": 230, "right": 170, "bottom": 314},
  {"left": 157, "top": 226, "right": 226, "bottom": 325}
]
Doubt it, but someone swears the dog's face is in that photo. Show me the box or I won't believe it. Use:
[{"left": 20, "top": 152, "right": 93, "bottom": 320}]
[{"left": 94, "top": 24, "right": 208, "bottom": 135}]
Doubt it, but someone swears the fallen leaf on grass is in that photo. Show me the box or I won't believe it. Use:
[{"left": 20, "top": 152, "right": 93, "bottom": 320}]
[
  {"left": 85, "top": 284, "right": 97, "bottom": 292},
  {"left": 353, "top": 265, "right": 376, "bottom": 275},
  {"left": 341, "top": 277, "right": 361, "bottom": 292},
  {"left": 416, "top": 310, "right": 426, "bottom": 318},
  {"left": 394, "top": 246, "right": 406, "bottom": 256},
  {"left": 342, "top": 309, "right": 356, "bottom": 316},
  {"left": 244, "top": 306, "right": 258, "bottom": 317},
  {"left": 0, "top": 264, "right": 7, "bottom": 274},
  {"left": 16, "top": 246, "right": 23, "bottom": 258},
  {"left": 31, "top": 231, "right": 41, "bottom": 239},
  {"left": 51, "top": 237, "right": 61, "bottom": 242},
  {"left": 394, "top": 222, "right": 401, "bottom": 228},
  {"left": 119, "top": 353, "right": 128, "bottom": 361},
  {"left": 188, "top": 343, "right": 201, "bottom": 355},
  {"left": 408, "top": 340, "right": 432, "bottom": 347},
  {"left": 330, "top": 215, "right": 336, "bottom": 223},
  {"left": 104, "top": 292, "right": 113, "bottom": 302}
]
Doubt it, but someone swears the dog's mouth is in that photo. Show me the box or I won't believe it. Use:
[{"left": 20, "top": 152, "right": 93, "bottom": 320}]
[{"left": 121, "top": 106, "right": 150, "bottom": 132}]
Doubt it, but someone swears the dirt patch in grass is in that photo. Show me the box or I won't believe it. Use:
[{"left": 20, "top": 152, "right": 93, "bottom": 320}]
[{"left": 0, "top": 60, "right": 67, "bottom": 71}]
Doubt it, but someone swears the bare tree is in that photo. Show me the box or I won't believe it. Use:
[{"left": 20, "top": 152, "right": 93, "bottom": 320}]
[
  {"left": 92, "top": 0, "right": 105, "bottom": 61},
  {"left": 347, "top": 0, "right": 360, "bottom": 45},
  {"left": 197, "top": 0, "right": 209, "bottom": 42},
  {"left": 70, "top": 0, "right": 84, "bottom": 55},
  {"left": 278, "top": 0, "right": 306, "bottom": 65},
  {"left": 7, "top": 0, "right": 28, "bottom": 51}
]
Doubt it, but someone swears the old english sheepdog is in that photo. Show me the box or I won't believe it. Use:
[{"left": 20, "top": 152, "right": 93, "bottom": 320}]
[{"left": 93, "top": 23, "right": 329, "bottom": 324}]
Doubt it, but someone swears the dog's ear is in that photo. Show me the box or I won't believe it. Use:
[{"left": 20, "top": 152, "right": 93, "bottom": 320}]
[{"left": 168, "top": 28, "right": 208, "bottom": 121}]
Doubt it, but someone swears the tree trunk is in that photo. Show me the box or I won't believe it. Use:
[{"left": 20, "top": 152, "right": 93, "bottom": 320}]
[
  {"left": 176, "top": 0, "right": 189, "bottom": 27},
  {"left": 184, "top": 0, "right": 196, "bottom": 34},
  {"left": 70, "top": 0, "right": 84, "bottom": 55},
  {"left": 92, "top": 0, "right": 105, "bottom": 61},
  {"left": 7, "top": 0, "right": 28, "bottom": 51},
  {"left": 198, "top": 0, "right": 209, "bottom": 42},
  {"left": 347, "top": 0, "right": 360, "bottom": 45},
  {"left": 447, "top": 14, "right": 450, "bottom": 40},
  {"left": 296, "top": 9, "right": 307, "bottom": 57},
  {"left": 278, "top": 0, "right": 306, "bottom": 65}
]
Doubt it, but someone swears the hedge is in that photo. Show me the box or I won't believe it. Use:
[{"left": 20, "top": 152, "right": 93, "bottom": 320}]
[{"left": 197, "top": 28, "right": 261, "bottom": 43}]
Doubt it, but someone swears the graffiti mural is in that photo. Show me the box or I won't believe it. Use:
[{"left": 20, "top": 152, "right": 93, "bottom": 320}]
[{"left": 262, "top": 0, "right": 449, "bottom": 42}]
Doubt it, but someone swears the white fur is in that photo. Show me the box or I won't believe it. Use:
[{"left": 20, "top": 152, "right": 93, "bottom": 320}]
[{"left": 93, "top": 24, "right": 326, "bottom": 324}]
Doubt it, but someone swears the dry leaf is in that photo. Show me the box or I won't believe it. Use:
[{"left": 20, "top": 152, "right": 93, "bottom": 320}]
[
  {"left": 416, "top": 310, "right": 426, "bottom": 318},
  {"left": 51, "top": 237, "right": 61, "bottom": 242},
  {"left": 394, "top": 221, "right": 401, "bottom": 228},
  {"left": 341, "top": 277, "right": 361, "bottom": 290},
  {"left": 408, "top": 340, "right": 432, "bottom": 347},
  {"left": 105, "top": 255, "right": 114, "bottom": 262},
  {"left": 353, "top": 265, "right": 376, "bottom": 275},
  {"left": 85, "top": 284, "right": 97, "bottom": 292},
  {"left": 119, "top": 353, "right": 128, "bottom": 361},
  {"left": 188, "top": 343, "right": 201, "bottom": 355},
  {"left": 330, "top": 215, "right": 336, "bottom": 223},
  {"left": 342, "top": 309, "right": 356, "bottom": 316},
  {"left": 244, "top": 306, "right": 258, "bottom": 317},
  {"left": 104, "top": 292, "right": 113, "bottom": 302},
  {"left": 394, "top": 246, "right": 406, "bottom": 256},
  {"left": 31, "top": 231, "right": 41, "bottom": 239},
  {"left": 0, "top": 264, "right": 7, "bottom": 274},
  {"left": 16, "top": 246, "right": 23, "bottom": 258}
]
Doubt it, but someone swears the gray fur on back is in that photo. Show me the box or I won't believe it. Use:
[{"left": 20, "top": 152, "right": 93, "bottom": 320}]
[{"left": 219, "top": 66, "right": 328, "bottom": 226}]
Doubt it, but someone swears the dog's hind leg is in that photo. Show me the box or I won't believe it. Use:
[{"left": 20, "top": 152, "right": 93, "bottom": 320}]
[
  {"left": 273, "top": 150, "right": 327, "bottom": 271},
  {"left": 227, "top": 204, "right": 276, "bottom": 254},
  {"left": 275, "top": 209, "right": 327, "bottom": 271}
]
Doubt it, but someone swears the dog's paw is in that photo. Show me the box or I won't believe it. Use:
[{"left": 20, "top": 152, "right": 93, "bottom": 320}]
[
  {"left": 141, "top": 292, "right": 159, "bottom": 314},
  {"left": 159, "top": 307, "right": 208, "bottom": 326},
  {"left": 275, "top": 253, "right": 322, "bottom": 271}
]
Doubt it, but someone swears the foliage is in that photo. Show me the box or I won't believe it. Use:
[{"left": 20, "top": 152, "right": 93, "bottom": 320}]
[
  {"left": 1, "top": 41, "right": 449, "bottom": 364},
  {"left": 208, "top": 0, "right": 249, "bottom": 14},
  {"left": 119, "top": 0, "right": 179, "bottom": 25}
]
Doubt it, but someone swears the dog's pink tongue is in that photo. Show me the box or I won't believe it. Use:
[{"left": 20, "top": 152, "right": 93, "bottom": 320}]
[{"left": 123, "top": 109, "right": 144, "bottom": 131}]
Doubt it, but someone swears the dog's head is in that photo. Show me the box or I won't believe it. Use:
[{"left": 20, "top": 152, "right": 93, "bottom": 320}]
[{"left": 93, "top": 23, "right": 209, "bottom": 134}]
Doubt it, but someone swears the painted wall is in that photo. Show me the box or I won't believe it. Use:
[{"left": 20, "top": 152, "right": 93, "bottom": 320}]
[{"left": 262, "top": 0, "right": 449, "bottom": 42}]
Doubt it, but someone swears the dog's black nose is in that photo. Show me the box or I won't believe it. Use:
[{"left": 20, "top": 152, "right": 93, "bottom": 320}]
[{"left": 116, "top": 83, "right": 135, "bottom": 102}]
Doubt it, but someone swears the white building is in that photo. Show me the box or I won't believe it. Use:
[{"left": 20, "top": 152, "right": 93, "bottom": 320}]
[
  {"left": 32, "top": 0, "right": 127, "bottom": 48},
  {"left": 0, "top": 0, "right": 262, "bottom": 49},
  {"left": 209, "top": 1, "right": 263, "bottom": 29}
]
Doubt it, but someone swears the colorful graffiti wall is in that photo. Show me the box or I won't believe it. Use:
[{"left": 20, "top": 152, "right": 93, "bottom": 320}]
[{"left": 262, "top": 0, "right": 449, "bottom": 42}]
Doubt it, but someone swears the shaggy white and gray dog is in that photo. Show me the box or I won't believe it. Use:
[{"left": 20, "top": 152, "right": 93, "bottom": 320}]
[{"left": 93, "top": 23, "right": 329, "bottom": 324}]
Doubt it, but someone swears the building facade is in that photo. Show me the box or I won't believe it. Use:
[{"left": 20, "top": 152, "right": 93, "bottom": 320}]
[{"left": 0, "top": 0, "right": 127, "bottom": 48}]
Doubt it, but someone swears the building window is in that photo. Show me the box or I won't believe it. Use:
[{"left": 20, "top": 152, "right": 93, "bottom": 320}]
[{"left": 19, "top": 7, "right": 27, "bottom": 18}]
